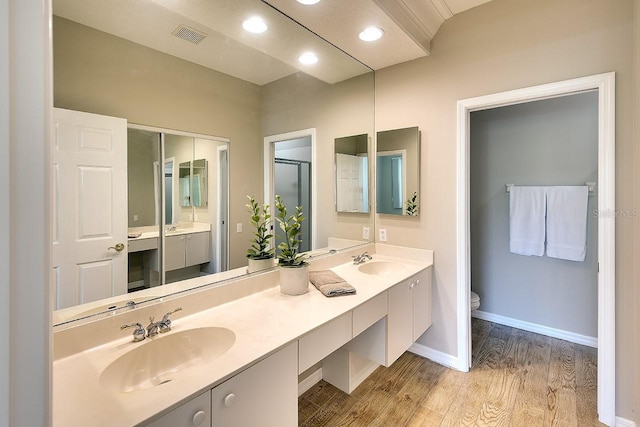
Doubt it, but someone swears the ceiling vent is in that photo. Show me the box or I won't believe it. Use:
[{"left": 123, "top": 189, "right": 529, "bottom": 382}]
[{"left": 172, "top": 25, "right": 207, "bottom": 44}]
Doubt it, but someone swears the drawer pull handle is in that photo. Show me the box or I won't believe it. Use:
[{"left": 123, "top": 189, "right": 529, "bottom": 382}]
[
  {"left": 223, "top": 393, "right": 236, "bottom": 408},
  {"left": 192, "top": 410, "right": 206, "bottom": 426}
]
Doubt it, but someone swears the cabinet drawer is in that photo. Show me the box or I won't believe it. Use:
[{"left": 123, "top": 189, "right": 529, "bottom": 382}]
[
  {"left": 145, "top": 390, "right": 211, "bottom": 427},
  {"left": 298, "top": 312, "right": 352, "bottom": 374},
  {"left": 353, "top": 292, "right": 387, "bottom": 337},
  {"left": 128, "top": 237, "right": 158, "bottom": 253}
]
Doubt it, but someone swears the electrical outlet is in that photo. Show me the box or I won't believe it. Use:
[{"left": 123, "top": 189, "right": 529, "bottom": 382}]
[
  {"left": 236, "top": 223, "right": 243, "bottom": 233},
  {"left": 133, "top": 214, "right": 138, "bottom": 222},
  {"left": 189, "top": 213, "right": 193, "bottom": 221},
  {"left": 362, "top": 226, "right": 370, "bottom": 240},
  {"left": 379, "top": 228, "right": 387, "bottom": 242},
  {"left": 194, "top": 213, "right": 198, "bottom": 221}
]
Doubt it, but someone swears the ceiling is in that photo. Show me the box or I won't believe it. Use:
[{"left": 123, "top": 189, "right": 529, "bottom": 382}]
[{"left": 53, "top": 0, "right": 492, "bottom": 86}]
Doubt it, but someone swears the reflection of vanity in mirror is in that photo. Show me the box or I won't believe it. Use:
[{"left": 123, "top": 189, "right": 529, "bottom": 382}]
[
  {"left": 335, "top": 134, "right": 370, "bottom": 213},
  {"left": 51, "top": 0, "right": 375, "bottom": 326},
  {"left": 376, "top": 126, "right": 421, "bottom": 216}
]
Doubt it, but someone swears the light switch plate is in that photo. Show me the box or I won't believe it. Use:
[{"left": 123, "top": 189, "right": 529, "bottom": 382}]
[
  {"left": 379, "top": 228, "right": 387, "bottom": 242},
  {"left": 236, "top": 223, "right": 243, "bottom": 233}
]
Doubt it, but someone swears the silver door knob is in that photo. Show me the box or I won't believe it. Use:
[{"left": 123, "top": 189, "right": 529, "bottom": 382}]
[{"left": 108, "top": 243, "right": 125, "bottom": 252}]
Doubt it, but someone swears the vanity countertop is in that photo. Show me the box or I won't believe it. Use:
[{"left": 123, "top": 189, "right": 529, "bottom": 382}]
[
  {"left": 53, "top": 249, "right": 433, "bottom": 426},
  {"left": 127, "top": 222, "right": 211, "bottom": 240}
]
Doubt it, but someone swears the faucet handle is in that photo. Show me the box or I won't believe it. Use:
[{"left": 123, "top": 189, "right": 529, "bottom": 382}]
[
  {"left": 121, "top": 322, "right": 145, "bottom": 342},
  {"left": 160, "top": 307, "right": 183, "bottom": 333}
]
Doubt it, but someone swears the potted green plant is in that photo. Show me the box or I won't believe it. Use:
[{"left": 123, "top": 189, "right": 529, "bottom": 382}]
[
  {"left": 274, "top": 194, "right": 309, "bottom": 295},
  {"left": 245, "top": 195, "right": 275, "bottom": 273}
]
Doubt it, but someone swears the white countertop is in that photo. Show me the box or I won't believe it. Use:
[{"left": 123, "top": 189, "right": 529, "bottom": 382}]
[{"left": 53, "top": 250, "right": 432, "bottom": 426}]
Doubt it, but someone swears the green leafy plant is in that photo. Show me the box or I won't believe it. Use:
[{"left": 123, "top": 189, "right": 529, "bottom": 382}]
[
  {"left": 406, "top": 191, "right": 419, "bottom": 216},
  {"left": 245, "top": 195, "right": 274, "bottom": 260},
  {"left": 274, "top": 194, "right": 307, "bottom": 267}
]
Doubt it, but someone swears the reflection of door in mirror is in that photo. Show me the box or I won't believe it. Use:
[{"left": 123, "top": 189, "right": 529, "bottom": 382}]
[
  {"left": 164, "top": 159, "right": 175, "bottom": 224},
  {"left": 179, "top": 161, "right": 191, "bottom": 207},
  {"left": 52, "top": 108, "right": 128, "bottom": 310},
  {"left": 335, "top": 134, "right": 369, "bottom": 213},
  {"left": 273, "top": 137, "right": 312, "bottom": 254}
]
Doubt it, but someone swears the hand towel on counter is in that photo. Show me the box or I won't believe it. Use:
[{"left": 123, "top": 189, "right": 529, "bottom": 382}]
[
  {"left": 309, "top": 270, "right": 356, "bottom": 297},
  {"left": 546, "top": 186, "right": 589, "bottom": 262},
  {"left": 509, "top": 186, "right": 547, "bottom": 256}
]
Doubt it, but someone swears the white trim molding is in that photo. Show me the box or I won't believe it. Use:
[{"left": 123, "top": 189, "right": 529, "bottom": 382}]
[
  {"left": 298, "top": 367, "right": 323, "bottom": 397},
  {"left": 471, "top": 310, "right": 598, "bottom": 348},
  {"left": 409, "top": 343, "right": 459, "bottom": 370},
  {"left": 456, "top": 72, "right": 616, "bottom": 426},
  {"left": 615, "top": 416, "right": 637, "bottom": 427}
]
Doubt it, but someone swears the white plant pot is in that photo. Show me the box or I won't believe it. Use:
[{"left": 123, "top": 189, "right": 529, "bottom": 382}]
[
  {"left": 279, "top": 264, "right": 310, "bottom": 296},
  {"left": 247, "top": 257, "right": 275, "bottom": 273}
]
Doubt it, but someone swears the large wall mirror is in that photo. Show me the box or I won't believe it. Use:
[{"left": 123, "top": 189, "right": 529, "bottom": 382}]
[
  {"left": 376, "top": 127, "right": 421, "bottom": 216},
  {"left": 51, "top": 0, "right": 374, "bottom": 326}
]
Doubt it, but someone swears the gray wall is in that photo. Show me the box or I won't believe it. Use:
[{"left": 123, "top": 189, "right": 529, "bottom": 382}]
[{"left": 470, "top": 92, "right": 598, "bottom": 338}]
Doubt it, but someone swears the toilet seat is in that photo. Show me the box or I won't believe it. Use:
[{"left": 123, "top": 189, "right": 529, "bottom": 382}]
[{"left": 470, "top": 291, "right": 480, "bottom": 311}]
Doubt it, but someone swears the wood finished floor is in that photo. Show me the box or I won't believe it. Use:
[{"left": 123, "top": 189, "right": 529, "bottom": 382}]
[{"left": 298, "top": 319, "right": 603, "bottom": 427}]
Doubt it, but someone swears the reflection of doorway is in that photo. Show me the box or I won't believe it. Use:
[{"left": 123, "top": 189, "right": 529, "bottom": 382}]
[
  {"left": 376, "top": 149, "right": 406, "bottom": 215},
  {"left": 264, "top": 129, "right": 317, "bottom": 253}
]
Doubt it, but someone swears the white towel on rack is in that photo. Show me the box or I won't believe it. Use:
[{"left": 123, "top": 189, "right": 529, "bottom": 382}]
[
  {"left": 546, "top": 186, "right": 589, "bottom": 262},
  {"left": 509, "top": 186, "right": 546, "bottom": 256}
]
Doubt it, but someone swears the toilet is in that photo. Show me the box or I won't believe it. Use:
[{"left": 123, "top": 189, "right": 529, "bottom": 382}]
[{"left": 470, "top": 291, "right": 480, "bottom": 311}]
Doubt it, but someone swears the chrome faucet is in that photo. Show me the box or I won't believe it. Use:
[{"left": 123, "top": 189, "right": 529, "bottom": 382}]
[
  {"left": 121, "top": 307, "right": 183, "bottom": 341},
  {"left": 121, "top": 322, "right": 146, "bottom": 342},
  {"left": 166, "top": 225, "right": 177, "bottom": 232},
  {"left": 352, "top": 252, "right": 372, "bottom": 265}
]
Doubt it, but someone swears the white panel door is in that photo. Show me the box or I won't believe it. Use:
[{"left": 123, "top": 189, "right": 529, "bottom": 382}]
[
  {"left": 336, "top": 153, "right": 364, "bottom": 212},
  {"left": 52, "top": 108, "right": 127, "bottom": 309}
]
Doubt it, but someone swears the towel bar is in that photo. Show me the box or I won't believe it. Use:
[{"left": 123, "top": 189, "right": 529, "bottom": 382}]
[{"left": 505, "top": 182, "right": 596, "bottom": 196}]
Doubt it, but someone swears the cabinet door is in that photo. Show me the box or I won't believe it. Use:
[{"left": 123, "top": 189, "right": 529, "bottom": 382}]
[
  {"left": 145, "top": 390, "right": 211, "bottom": 427},
  {"left": 387, "top": 279, "right": 413, "bottom": 366},
  {"left": 185, "top": 232, "right": 210, "bottom": 267},
  {"left": 412, "top": 267, "right": 433, "bottom": 341},
  {"left": 212, "top": 342, "right": 298, "bottom": 427},
  {"left": 165, "top": 235, "right": 186, "bottom": 271}
]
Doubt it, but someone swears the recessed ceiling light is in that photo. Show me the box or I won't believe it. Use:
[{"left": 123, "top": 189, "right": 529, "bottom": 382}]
[
  {"left": 242, "top": 16, "right": 268, "bottom": 34},
  {"left": 297, "top": 0, "right": 321, "bottom": 5},
  {"left": 359, "top": 27, "right": 384, "bottom": 42},
  {"left": 298, "top": 52, "right": 318, "bottom": 65}
]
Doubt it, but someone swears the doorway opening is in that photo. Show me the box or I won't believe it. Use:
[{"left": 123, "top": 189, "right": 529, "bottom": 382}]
[
  {"left": 456, "top": 73, "right": 615, "bottom": 425},
  {"left": 264, "top": 129, "right": 317, "bottom": 253}
]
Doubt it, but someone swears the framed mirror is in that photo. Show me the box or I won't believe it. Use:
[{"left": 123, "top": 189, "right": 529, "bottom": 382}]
[
  {"left": 376, "top": 126, "right": 420, "bottom": 216},
  {"left": 51, "top": 0, "right": 374, "bottom": 326},
  {"left": 335, "top": 134, "right": 370, "bottom": 213}
]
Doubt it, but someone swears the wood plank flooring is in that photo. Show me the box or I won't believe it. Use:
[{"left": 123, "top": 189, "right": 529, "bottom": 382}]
[{"left": 298, "top": 319, "right": 603, "bottom": 427}]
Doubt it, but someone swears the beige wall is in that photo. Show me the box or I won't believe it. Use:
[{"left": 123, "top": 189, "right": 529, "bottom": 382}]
[
  {"left": 261, "top": 72, "right": 375, "bottom": 246},
  {"left": 52, "top": 16, "right": 263, "bottom": 269},
  {"left": 375, "top": 0, "right": 636, "bottom": 420}
]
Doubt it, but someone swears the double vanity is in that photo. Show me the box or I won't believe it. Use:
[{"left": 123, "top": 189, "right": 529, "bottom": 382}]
[{"left": 53, "top": 244, "right": 433, "bottom": 426}]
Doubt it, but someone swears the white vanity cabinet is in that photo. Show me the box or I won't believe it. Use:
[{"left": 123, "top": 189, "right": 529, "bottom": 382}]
[
  {"left": 387, "top": 266, "right": 433, "bottom": 365},
  {"left": 164, "top": 231, "right": 210, "bottom": 271},
  {"left": 145, "top": 390, "right": 211, "bottom": 427},
  {"left": 211, "top": 342, "right": 298, "bottom": 427}
]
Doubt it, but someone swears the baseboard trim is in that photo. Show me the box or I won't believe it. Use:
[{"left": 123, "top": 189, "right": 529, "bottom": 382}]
[
  {"left": 616, "top": 416, "right": 637, "bottom": 427},
  {"left": 409, "top": 342, "right": 461, "bottom": 370},
  {"left": 298, "top": 367, "right": 322, "bottom": 397},
  {"left": 472, "top": 310, "right": 598, "bottom": 348}
]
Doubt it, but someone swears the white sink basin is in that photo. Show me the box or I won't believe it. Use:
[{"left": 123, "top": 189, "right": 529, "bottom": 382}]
[
  {"left": 99, "top": 327, "right": 235, "bottom": 392},
  {"left": 358, "top": 261, "right": 405, "bottom": 276}
]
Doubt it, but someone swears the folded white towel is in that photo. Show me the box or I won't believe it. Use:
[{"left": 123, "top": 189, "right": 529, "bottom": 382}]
[
  {"left": 546, "top": 186, "right": 589, "bottom": 262},
  {"left": 509, "top": 186, "right": 547, "bottom": 256}
]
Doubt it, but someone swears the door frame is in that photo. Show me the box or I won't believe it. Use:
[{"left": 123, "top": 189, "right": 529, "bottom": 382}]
[
  {"left": 456, "top": 72, "right": 615, "bottom": 425},
  {"left": 264, "top": 128, "right": 317, "bottom": 250}
]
